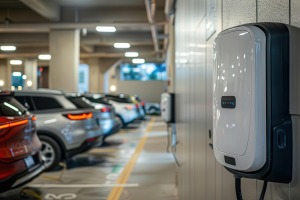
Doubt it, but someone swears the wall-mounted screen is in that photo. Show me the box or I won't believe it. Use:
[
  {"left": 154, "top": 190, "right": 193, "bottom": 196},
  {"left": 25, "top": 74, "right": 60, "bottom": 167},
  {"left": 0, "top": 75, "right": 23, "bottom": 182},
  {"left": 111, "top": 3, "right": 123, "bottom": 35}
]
[{"left": 120, "top": 63, "right": 167, "bottom": 81}]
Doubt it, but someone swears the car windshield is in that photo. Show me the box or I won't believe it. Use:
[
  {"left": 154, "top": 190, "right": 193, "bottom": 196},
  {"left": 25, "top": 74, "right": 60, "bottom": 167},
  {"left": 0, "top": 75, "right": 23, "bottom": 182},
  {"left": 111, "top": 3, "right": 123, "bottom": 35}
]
[
  {"left": 0, "top": 96, "right": 27, "bottom": 116},
  {"left": 67, "top": 96, "right": 94, "bottom": 109},
  {"left": 85, "top": 97, "right": 111, "bottom": 105},
  {"left": 106, "top": 96, "right": 133, "bottom": 103}
]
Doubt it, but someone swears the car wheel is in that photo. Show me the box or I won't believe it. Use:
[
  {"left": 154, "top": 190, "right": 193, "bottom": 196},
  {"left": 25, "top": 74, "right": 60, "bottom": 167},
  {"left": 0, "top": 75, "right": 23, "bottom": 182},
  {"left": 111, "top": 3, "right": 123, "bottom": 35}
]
[
  {"left": 149, "top": 106, "right": 160, "bottom": 114},
  {"left": 116, "top": 115, "right": 125, "bottom": 128},
  {"left": 39, "top": 135, "right": 62, "bottom": 171}
]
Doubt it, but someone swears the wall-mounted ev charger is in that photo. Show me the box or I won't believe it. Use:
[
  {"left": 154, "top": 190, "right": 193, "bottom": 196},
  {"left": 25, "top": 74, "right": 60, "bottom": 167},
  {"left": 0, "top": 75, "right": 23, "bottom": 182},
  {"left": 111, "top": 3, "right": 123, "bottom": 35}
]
[
  {"left": 161, "top": 92, "right": 175, "bottom": 123},
  {"left": 213, "top": 23, "right": 300, "bottom": 199}
]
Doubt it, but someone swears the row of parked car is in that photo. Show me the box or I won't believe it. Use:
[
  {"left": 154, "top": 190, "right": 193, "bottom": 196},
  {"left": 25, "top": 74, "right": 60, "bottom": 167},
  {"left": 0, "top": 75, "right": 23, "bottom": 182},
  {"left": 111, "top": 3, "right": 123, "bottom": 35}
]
[{"left": 0, "top": 89, "right": 146, "bottom": 193}]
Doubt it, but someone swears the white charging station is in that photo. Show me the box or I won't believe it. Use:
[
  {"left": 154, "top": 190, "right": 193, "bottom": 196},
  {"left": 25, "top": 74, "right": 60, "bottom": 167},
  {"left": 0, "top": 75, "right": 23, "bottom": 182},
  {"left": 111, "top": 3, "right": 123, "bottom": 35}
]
[
  {"left": 213, "top": 23, "right": 294, "bottom": 184},
  {"left": 161, "top": 93, "right": 175, "bottom": 123}
]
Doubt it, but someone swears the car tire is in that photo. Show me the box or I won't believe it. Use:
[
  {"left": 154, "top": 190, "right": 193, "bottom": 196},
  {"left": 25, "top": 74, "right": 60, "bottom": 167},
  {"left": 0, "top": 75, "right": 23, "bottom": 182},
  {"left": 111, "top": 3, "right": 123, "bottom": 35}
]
[
  {"left": 148, "top": 106, "right": 160, "bottom": 115},
  {"left": 39, "top": 135, "right": 62, "bottom": 171},
  {"left": 116, "top": 115, "right": 125, "bottom": 128}
]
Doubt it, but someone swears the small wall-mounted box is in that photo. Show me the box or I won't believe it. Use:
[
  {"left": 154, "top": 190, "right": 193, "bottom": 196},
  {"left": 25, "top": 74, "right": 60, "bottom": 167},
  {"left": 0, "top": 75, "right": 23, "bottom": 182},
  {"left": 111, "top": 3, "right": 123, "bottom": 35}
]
[{"left": 161, "top": 92, "right": 175, "bottom": 123}]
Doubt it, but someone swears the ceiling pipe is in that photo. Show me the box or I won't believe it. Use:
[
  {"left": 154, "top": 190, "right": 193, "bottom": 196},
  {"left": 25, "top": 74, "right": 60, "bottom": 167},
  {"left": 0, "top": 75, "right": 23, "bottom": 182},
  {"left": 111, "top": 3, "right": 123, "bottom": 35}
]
[
  {"left": 151, "top": 0, "right": 156, "bottom": 19},
  {"left": 0, "top": 22, "right": 166, "bottom": 33},
  {"left": 162, "top": 0, "right": 174, "bottom": 61},
  {"left": 145, "top": 0, "right": 159, "bottom": 53},
  {"left": 164, "top": 0, "right": 171, "bottom": 20}
]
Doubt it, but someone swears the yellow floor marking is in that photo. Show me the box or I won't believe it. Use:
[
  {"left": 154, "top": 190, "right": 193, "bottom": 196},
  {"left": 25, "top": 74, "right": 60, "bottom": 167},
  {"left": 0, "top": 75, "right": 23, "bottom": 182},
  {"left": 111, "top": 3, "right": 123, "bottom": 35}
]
[
  {"left": 21, "top": 188, "right": 42, "bottom": 200},
  {"left": 107, "top": 117, "right": 156, "bottom": 200},
  {"left": 89, "top": 148, "right": 118, "bottom": 153}
]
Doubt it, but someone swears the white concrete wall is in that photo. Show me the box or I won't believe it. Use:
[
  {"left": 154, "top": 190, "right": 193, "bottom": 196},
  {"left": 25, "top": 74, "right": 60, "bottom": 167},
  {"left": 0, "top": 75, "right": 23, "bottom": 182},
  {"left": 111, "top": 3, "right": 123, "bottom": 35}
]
[{"left": 175, "top": 0, "right": 300, "bottom": 199}]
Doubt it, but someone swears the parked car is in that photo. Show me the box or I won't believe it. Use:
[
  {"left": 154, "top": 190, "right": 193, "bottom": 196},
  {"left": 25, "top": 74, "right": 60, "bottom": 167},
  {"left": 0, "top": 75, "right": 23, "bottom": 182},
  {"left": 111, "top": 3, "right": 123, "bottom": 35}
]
[
  {"left": 0, "top": 91, "right": 45, "bottom": 193},
  {"left": 106, "top": 94, "right": 146, "bottom": 119},
  {"left": 130, "top": 95, "right": 146, "bottom": 118},
  {"left": 14, "top": 90, "right": 104, "bottom": 171},
  {"left": 84, "top": 94, "right": 139, "bottom": 127},
  {"left": 65, "top": 93, "right": 121, "bottom": 139}
]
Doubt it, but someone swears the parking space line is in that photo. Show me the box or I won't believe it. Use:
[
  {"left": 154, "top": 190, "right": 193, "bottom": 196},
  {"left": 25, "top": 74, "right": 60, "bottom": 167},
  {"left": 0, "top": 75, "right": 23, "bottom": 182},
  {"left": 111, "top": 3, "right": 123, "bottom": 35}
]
[
  {"left": 89, "top": 148, "right": 118, "bottom": 153},
  {"left": 27, "top": 183, "right": 139, "bottom": 188},
  {"left": 107, "top": 117, "right": 156, "bottom": 200}
]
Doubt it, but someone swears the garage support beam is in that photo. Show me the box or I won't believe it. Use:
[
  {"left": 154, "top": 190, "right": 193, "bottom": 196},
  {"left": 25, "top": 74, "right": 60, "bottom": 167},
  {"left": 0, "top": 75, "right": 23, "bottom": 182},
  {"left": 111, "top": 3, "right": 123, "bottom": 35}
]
[
  {"left": 19, "top": 0, "right": 60, "bottom": 21},
  {"left": 49, "top": 29, "right": 80, "bottom": 92},
  {"left": 0, "top": 59, "right": 10, "bottom": 89}
]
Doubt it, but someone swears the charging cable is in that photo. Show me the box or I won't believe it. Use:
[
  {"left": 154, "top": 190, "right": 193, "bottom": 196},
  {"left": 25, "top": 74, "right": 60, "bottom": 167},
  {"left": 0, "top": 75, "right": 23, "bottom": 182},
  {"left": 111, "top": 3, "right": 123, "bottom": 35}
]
[
  {"left": 259, "top": 181, "right": 268, "bottom": 200},
  {"left": 235, "top": 176, "right": 268, "bottom": 200},
  {"left": 235, "top": 176, "right": 243, "bottom": 200}
]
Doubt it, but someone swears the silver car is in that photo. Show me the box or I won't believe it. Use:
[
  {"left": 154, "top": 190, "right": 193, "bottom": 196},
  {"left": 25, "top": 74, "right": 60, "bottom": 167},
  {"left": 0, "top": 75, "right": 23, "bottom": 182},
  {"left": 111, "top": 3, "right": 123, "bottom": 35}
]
[
  {"left": 14, "top": 90, "right": 104, "bottom": 171},
  {"left": 66, "top": 94, "right": 122, "bottom": 139}
]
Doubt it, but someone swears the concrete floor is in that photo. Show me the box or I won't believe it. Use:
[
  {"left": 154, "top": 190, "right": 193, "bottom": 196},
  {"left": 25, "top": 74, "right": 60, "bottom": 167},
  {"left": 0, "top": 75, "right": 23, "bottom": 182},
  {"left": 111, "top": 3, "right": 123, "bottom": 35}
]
[{"left": 1, "top": 117, "right": 178, "bottom": 200}]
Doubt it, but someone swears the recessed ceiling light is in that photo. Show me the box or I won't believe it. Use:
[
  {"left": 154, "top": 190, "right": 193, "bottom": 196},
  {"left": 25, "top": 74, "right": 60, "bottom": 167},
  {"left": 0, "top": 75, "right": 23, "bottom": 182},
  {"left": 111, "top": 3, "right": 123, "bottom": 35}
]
[
  {"left": 125, "top": 52, "right": 139, "bottom": 57},
  {"left": 10, "top": 60, "right": 22, "bottom": 65},
  {"left": 38, "top": 54, "right": 51, "bottom": 60},
  {"left": 0, "top": 45, "right": 16, "bottom": 51},
  {"left": 132, "top": 58, "right": 145, "bottom": 64},
  {"left": 114, "top": 43, "right": 130, "bottom": 48},
  {"left": 96, "top": 26, "right": 116, "bottom": 32}
]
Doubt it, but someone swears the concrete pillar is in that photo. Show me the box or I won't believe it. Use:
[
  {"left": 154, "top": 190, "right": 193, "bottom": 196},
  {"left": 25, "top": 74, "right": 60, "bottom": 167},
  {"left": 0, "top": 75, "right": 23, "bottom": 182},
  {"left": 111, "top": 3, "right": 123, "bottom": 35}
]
[
  {"left": 24, "top": 59, "right": 37, "bottom": 90},
  {"left": 86, "top": 58, "right": 121, "bottom": 93},
  {"left": 105, "top": 66, "right": 117, "bottom": 93},
  {"left": 49, "top": 29, "right": 80, "bottom": 92},
  {"left": 86, "top": 58, "right": 101, "bottom": 93},
  {"left": 0, "top": 59, "right": 10, "bottom": 90}
]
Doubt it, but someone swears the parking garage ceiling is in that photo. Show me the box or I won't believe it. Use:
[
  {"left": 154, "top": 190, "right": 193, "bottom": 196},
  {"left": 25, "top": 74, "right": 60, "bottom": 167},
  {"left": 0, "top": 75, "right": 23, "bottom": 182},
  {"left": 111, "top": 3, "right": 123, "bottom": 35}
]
[{"left": 0, "top": 0, "right": 173, "bottom": 63}]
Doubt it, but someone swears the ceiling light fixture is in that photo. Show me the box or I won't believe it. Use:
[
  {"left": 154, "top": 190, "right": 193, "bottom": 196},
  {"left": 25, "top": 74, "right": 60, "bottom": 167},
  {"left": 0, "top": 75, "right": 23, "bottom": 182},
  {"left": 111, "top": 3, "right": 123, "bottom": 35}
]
[
  {"left": 0, "top": 46, "right": 16, "bottom": 51},
  {"left": 12, "top": 72, "right": 22, "bottom": 76},
  {"left": 110, "top": 85, "right": 117, "bottom": 92},
  {"left": 10, "top": 60, "right": 22, "bottom": 65},
  {"left": 38, "top": 54, "right": 51, "bottom": 60},
  {"left": 125, "top": 52, "right": 139, "bottom": 57},
  {"left": 27, "top": 80, "right": 33, "bottom": 87},
  {"left": 0, "top": 80, "right": 4, "bottom": 87},
  {"left": 114, "top": 43, "right": 130, "bottom": 48},
  {"left": 96, "top": 26, "right": 116, "bottom": 32},
  {"left": 132, "top": 58, "right": 145, "bottom": 64}
]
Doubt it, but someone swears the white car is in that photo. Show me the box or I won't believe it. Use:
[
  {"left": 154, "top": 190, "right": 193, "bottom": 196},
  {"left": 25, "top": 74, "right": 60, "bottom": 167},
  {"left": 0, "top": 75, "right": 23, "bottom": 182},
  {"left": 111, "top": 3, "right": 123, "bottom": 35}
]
[
  {"left": 108, "top": 100, "right": 139, "bottom": 126},
  {"left": 84, "top": 94, "right": 139, "bottom": 127}
]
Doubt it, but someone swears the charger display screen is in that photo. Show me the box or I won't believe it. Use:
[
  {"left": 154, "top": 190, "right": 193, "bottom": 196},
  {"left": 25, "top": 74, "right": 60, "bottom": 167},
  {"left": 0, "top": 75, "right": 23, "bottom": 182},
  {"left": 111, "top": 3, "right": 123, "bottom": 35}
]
[{"left": 221, "top": 96, "right": 236, "bottom": 109}]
